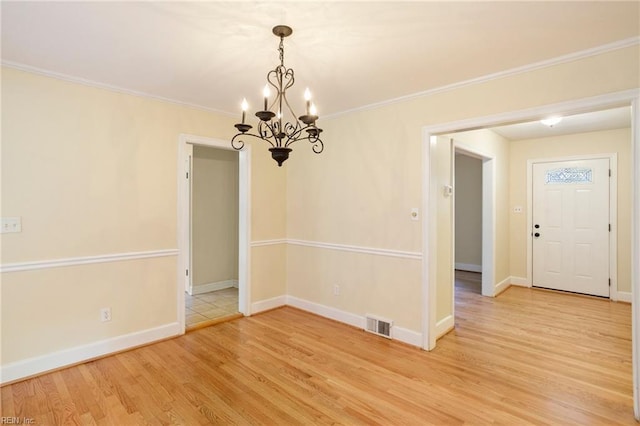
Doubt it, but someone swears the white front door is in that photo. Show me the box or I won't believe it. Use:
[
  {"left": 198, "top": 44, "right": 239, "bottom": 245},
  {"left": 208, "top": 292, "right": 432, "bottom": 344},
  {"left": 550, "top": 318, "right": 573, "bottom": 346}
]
[{"left": 532, "top": 159, "right": 610, "bottom": 297}]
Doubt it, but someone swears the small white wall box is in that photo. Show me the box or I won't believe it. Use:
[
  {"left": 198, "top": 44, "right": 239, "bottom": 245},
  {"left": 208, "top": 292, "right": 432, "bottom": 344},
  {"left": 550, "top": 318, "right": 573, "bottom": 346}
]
[{"left": 1, "top": 217, "right": 21, "bottom": 233}]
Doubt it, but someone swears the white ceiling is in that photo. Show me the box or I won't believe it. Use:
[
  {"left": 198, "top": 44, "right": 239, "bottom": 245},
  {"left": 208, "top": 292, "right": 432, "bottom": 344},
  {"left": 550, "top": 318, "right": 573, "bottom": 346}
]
[
  {"left": 2, "top": 1, "right": 639, "bottom": 124},
  {"left": 491, "top": 106, "right": 632, "bottom": 141}
]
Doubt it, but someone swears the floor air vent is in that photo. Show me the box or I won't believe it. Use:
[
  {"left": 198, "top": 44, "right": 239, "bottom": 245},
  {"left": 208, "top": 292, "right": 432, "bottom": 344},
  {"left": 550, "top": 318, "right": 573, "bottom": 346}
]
[{"left": 365, "top": 315, "right": 393, "bottom": 339}]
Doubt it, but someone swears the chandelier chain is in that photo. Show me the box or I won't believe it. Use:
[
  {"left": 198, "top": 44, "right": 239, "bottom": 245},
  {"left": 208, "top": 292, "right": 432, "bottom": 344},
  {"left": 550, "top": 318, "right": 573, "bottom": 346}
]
[{"left": 278, "top": 37, "right": 285, "bottom": 67}]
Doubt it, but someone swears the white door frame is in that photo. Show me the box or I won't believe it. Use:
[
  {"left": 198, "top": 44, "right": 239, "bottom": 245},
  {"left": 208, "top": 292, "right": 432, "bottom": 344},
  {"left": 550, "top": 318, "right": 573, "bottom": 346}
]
[
  {"left": 177, "top": 134, "right": 251, "bottom": 333},
  {"left": 527, "top": 154, "right": 618, "bottom": 299},
  {"left": 422, "top": 89, "right": 639, "bottom": 417},
  {"left": 453, "top": 143, "right": 496, "bottom": 298}
]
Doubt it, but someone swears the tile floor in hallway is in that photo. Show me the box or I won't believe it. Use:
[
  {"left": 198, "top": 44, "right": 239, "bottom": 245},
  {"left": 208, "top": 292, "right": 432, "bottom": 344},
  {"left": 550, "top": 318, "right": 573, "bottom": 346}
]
[{"left": 185, "top": 287, "right": 239, "bottom": 327}]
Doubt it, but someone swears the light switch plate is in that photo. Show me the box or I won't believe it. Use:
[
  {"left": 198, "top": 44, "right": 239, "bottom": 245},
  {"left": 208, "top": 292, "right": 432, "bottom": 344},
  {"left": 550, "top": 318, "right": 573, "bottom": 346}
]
[{"left": 1, "top": 217, "right": 21, "bottom": 233}]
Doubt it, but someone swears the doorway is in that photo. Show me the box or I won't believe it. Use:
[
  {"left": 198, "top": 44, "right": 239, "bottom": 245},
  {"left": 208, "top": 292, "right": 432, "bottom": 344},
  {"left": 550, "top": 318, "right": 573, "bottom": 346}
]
[
  {"left": 186, "top": 146, "right": 239, "bottom": 327},
  {"left": 453, "top": 144, "right": 495, "bottom": 298},
  {"left": 177, "top": 134, "right": 251, "bottom": 333}
]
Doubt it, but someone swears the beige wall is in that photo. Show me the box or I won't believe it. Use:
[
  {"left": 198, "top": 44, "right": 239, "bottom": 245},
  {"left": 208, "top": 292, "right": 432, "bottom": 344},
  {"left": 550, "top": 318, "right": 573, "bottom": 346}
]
[
  {"left": 454, "top": 154, "right": 483, "bottom": 269},
  {"left": 286, "top": 45, "right": 637, "bottom": 334},
  {"left": 192, "top": 146, "right": 238, "bottom": 287},
  {"left": 509, "top": 127, "right": 632, "bottom": 292},
  {"left": 1, "top": 42, "right": 638, "bottom": 372},
  {"left": 1, "top": 67, "right": 287, "bottom": 366}
]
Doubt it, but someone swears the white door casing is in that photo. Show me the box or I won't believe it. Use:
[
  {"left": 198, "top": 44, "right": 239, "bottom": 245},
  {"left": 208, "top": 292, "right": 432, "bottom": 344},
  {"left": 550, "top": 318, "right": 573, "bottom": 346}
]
[{"left": 532, "top": 158, "right": 610, "bottom": 297}]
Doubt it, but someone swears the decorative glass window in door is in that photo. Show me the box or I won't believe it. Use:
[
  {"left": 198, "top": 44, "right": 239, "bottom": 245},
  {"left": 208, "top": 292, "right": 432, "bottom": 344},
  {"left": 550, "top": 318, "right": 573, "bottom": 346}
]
[{"left": 545, "top": 167, "right": 593, "bottom": 184}]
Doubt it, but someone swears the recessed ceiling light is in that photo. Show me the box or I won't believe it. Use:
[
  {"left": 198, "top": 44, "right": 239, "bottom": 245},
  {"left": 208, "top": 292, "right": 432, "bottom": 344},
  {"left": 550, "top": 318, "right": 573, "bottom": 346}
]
[{"left": 540, "top": 116, "right": 562, "bottom": 127}]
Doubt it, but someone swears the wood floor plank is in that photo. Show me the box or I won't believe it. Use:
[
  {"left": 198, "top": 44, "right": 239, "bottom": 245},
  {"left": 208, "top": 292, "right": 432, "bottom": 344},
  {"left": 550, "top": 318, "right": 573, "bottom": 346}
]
[{"left": 1, "top": 278, "right": 634, "bottom": 424}]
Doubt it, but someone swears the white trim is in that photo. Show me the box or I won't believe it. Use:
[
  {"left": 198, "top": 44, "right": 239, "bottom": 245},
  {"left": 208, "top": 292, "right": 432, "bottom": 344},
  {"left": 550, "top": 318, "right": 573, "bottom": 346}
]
[
  {"left": 494, "top": 276, "right": 512, "bottom": 296},
  {"left": 286, "top": 295, "right": 364, "bottom": 329},
  {"left": 327, "top": 38, "right": 640, "bottom": 119},
  {"left": 1, "top": 60, "right": 235, "bottom": 118},
  {"left": 631, "top": 97, "right": 640, "bottom": 420},
  {"left": 0, "top": 249, "right": 178, "bottom": 273},
  {"left": 251, "top": 295, "right": 287, "bottom": 314},
  {"left": 191, "top": 280, "right": 238, "bottom": 295},
  {"left": 425, "top": 90, "right": 639, "bottom": 136},
  {"left": 286, "top": 296, "right": 422, "bottom": 348},
  {"left": 250, "top": 239, "right": 288, "bottom": 247},
  {"left": 617, "top": 291, "right": 632, "bottom": 304},
  {"left": 526, "top": 153, "right": 618, "bottom": 299},
  {"left": 250, "top": 238, "right": 422, "bottom": 260},
  {"left": 390, "top": 326, "right": 423, "bottom": 348},
  {"left": 454, "top": 263, "right": 482, "bottom": 273},
  {"left": 0, "top": 322, "right": 180, "bottom": 385},
  {"left": 422, "top": 133, "right": 436, "bottom": 350},
  {"left": 435, "top": 315, "right": 455, "bottom": 340},
  {"left": 510, "top": 276, "right": 530, "bottom": 287},
  {"left": 287, "top": 239, "right": 422, "bottom": 260},
  {"left": 238, "top": 144, "right": 252, "bottom": 317}
]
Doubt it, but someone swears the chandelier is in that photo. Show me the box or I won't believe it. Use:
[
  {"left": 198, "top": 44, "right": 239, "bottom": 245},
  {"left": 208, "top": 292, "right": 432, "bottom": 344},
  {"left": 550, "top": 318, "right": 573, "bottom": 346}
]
[{"left": 232, "top": 25, "right": 324, "bottom": 167}]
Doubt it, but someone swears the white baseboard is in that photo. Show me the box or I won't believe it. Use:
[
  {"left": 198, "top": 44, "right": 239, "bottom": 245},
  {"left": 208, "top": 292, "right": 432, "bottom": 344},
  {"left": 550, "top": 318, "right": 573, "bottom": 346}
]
[
  {"left": 286, "top": 296, "right": 365, "bottom": 329},
  {"left": 455, "top": 263, "right": 482, "bottom": 273},
  {"left": 510, "top": 276, "right": 530, "bottom": 287},
  {"left": 1, "top": 322, "right": 181, "bottom": 385},
  {"left": 435, "top": 314, "right": 455, "bottom": 339},
  {"left": 286, "top": 296, "right": 422, "bottom": 348},
  {"left": 192, "top": 279, "right": 238, "bottom": 295},
  {"left": 251, "top": 295, "right": 287, "bottom": 314},
  {"left": 617, "top": 291, "right": 632, "bottom": 303},
  {"left": 391, "top": 326, "right": 423, "bottom": 347},
  {"left": 494, "top": 276, "right": 512, "bottom": 296}
]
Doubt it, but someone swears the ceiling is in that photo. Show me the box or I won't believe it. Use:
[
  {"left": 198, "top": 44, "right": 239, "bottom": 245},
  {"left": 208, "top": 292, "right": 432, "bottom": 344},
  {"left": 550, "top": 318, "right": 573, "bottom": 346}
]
[
  {"left": 491, "top": 106, "right": 632, "bottom": 141},
  {"left": 2, "top": 1, "right": 639, "bottom": 126}
]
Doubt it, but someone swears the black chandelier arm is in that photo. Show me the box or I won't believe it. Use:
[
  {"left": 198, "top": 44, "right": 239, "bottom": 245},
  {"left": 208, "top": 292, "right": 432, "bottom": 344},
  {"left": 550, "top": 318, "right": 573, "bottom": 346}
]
[
  {"left": 311, "top": 137, "right": 324, "bottom": 154},
  {"left": 282, "top": 125, "right": 324, "bottom": 154},
  {"left": 257, "top": 120, "right": 279, "bottom": 146},
  {"left": 283, "top": 134, "right": 324, "bottom": 154},
  {"left": 283, "top": 120, "right": 302, "bottom": 139},
  {"left": 230, "top": 133, "right": 246, "bottom": 150},
  {"left": 230, "top": 130, "right": 281, "bottom": 150}
]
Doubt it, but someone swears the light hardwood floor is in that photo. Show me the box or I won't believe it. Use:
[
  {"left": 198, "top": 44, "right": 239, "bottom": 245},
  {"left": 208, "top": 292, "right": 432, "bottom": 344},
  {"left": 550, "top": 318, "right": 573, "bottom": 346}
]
[{"left": 1, "top": 281, "right": 633, "bottom": 424}]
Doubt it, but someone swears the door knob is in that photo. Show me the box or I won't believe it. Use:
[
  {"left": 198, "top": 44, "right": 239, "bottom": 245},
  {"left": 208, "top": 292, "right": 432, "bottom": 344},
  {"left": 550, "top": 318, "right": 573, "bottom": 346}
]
[{"left": 534, "top": 232, "right": 540, "bottom": 237}]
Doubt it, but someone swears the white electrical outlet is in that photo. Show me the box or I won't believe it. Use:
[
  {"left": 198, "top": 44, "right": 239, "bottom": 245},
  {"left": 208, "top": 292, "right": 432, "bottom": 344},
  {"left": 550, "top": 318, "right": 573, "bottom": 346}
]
[
  {"left": 333, "top": 285, "right": 340, "bottom": 296},
  {"left": 100, "top": 307, "right": 112, "bottom": 322}
]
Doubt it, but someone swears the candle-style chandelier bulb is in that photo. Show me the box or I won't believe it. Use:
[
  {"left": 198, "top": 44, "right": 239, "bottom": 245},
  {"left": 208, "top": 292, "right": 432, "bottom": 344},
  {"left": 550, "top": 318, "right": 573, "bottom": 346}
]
[{"left": 231, "top": 25, "right": 324, "bottom": 167}]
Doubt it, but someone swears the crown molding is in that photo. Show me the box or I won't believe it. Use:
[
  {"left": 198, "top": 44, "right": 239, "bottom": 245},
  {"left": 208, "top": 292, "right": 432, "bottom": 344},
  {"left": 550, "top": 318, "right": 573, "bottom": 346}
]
[
  {"left": 1, "top": 60, "right": 236, "bottom": 118},
  {"left": 3, "top": 36, "right": 638, "bottom": 120},
  {"left": 325, "top": 36, "right": 640, "bottom": 119}
]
